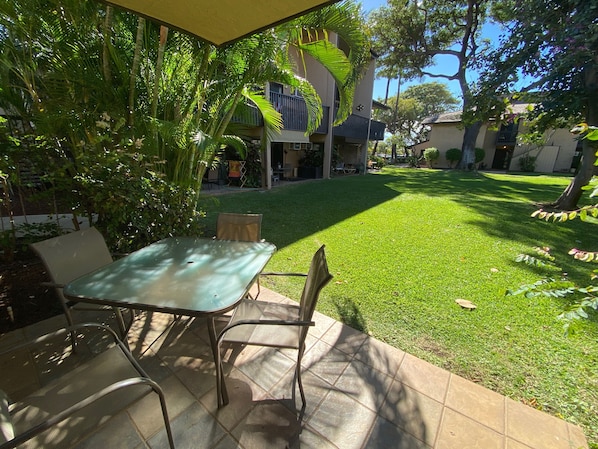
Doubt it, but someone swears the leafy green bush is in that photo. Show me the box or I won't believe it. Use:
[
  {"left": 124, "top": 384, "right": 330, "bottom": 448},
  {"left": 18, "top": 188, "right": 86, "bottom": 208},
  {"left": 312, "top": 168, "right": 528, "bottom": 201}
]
[
  {"left": 474, "top": 147, "right": 486, "bottom": 164},
  {"left": 75, "top": 150, "right": 204, "bottom": 253},
  {"left": 518, "top": 154, "right": 537, "bottom": 172},
  {"left": 423, "top": 147, "right": 439, "bottom": 167},
  {"left": 369, "top": 155, "right": 386, "bottom": 168},
  {"left": 445, "top": 148, "right": 461, "bottom": 167},
  {"left": 406, "top": 155, "right": 421, "bottom": 168}
]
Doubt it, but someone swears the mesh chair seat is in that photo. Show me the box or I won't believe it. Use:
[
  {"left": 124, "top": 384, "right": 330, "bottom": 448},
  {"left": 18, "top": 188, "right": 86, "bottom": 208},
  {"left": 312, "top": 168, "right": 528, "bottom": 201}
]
[
  {"left": 222, "top": 300, "right": 301, "bottom": 348},
  {"left": 0, "top": 324, "right": 174, "bottom": 449},
  {"left": 29, "top": 228, "right": 134, "bottom": 338},
  {"left": 216, "top": 245, "right": 332, "bottom": 411}
]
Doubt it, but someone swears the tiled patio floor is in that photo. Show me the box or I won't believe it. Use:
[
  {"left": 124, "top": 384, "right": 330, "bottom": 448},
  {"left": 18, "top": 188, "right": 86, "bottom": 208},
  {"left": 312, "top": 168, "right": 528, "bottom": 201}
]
[{"left": 0, "top": 288, "right": 588, "bottom": 449}]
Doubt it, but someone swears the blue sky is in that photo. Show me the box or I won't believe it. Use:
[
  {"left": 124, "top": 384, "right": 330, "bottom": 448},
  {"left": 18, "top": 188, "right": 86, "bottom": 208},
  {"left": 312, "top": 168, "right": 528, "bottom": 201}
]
[{"left": 360, "top": 0, "right": 505, "bottom": 104}]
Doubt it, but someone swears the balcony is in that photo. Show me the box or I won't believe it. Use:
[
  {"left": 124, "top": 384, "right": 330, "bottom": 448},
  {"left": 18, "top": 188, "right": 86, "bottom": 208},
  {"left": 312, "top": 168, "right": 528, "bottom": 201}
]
[
  {"left": 232, "top": 92, "right": 384, "bottom": 140},
  {"left": 333, "top": 113, "right": 386, "bottom": 140},
  {"left": 231, "top": 103, "right": 263, "bottom": 127},
  {"left": 271, "top": 91, "right": 333, "bottom": 134}
]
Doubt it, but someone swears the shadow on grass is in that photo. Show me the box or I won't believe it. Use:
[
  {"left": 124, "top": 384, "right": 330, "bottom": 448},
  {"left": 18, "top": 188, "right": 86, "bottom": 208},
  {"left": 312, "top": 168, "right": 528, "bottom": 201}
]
[
  {"left": 199, "top": 173, "right": 403, "bottom": 248},
  {"left": 334, "top": 298, "right": 369, "bottom": 333},
  {"left": 199, "top": 167, "right": 594, "bottom": 285}
]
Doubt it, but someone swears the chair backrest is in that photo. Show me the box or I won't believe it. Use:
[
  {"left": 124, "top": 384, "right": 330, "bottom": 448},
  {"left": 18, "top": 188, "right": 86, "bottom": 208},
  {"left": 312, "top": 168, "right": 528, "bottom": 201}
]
[
  {"left": 299, "top": 245, "right": 333, "bottom": 327},
  {"left": 30, "top": 227, "right": 114, "bottom": 301},
  {"left": 216, "top": 213, "right": 262, "bottom": 242},
  {"left": 228, "top": 160, "right": 241, "bottom": 178},
  {"left": 206, "top": 168, "right": 219, "bottom": 182}
]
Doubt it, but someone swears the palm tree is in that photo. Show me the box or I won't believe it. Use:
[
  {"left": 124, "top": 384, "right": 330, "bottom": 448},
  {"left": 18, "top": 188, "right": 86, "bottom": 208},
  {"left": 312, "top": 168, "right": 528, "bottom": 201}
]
[{"left": 0, "top": 0, "right": 370, "bottom": 202}]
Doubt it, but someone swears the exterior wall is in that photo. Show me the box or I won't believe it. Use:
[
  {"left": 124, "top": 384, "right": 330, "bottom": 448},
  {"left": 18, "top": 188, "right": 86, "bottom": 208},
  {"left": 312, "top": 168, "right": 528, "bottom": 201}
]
[
  {"left": 416, "top": 123, "right": 488, "bottom": 168},
  {"left": 353, "top": 60, "right": 375, "bottom": 120},
  {"left": 268, "top": 32, "right": 378, "bottom": 183},
  {"left": 418, "top": 120, "right": 578, "bottom": 173}
]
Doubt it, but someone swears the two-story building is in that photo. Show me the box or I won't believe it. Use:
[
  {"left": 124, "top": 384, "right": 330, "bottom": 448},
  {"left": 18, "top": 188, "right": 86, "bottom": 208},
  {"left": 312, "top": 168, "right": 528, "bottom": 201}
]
[
  {"left": 233, "top": 34, "right": 386, "bottom": 189},
  {"left": 415, "top": 103, "right": 581, "bottom": 174}
]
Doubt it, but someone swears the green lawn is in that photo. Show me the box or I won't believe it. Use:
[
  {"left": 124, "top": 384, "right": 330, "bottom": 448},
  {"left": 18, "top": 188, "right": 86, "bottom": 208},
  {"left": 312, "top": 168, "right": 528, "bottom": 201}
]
[{"left": 198, "top": 167, "right": 598, "bottom": 446}]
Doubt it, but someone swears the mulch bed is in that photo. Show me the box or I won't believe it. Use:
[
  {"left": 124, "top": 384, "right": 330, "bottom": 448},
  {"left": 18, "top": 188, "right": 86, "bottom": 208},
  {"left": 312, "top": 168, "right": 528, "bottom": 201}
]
[
  {"left": 0, "top": 250, "right": 61, "bottom": 334},
  {"left": 1, "top": 195, "right": 65, "bottom": 334}
]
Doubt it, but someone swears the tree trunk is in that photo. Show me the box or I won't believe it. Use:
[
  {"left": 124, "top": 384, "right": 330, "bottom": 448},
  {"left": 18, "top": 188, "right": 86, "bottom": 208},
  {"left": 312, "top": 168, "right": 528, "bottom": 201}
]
[
  {"left": 552, "top": 62, "right": 598, "bottom": 210},
  {"left": 128, "top": 17, "right": 145, "bottom": 127},
  {"left": 456, "top": 121, "right": 482, "bottom": 170},
  {"left": 101, "top": 6, "right": 113, "bottom": 83},
  {"left": 151, "top": 26, "right": 169, "bottom": 120},
  {"left": 551, "top": 139, "right": 597, "bottom": 209}
]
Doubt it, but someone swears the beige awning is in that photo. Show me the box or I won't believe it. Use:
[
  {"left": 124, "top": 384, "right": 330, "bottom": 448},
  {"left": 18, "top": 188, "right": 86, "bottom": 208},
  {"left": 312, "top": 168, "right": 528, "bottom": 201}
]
[{"left": 100, "top": 0, "right": 339, "bottom": 47}]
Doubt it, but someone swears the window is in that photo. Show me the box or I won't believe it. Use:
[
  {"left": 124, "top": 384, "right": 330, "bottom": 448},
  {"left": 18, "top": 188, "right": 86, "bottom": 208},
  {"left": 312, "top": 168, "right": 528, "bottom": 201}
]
[{"left": 270, "top": 82, "right": 283, "bottom": 94}]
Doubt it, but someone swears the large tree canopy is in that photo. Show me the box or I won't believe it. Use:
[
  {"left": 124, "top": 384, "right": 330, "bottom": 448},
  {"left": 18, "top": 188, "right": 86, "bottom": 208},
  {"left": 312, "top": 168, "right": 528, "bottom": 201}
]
[
  {"left": 369, "top": 0, "right": 501, "bottom": 169},
  {"left": 479, "top": 0, "right": 598, "bottom": 209}
]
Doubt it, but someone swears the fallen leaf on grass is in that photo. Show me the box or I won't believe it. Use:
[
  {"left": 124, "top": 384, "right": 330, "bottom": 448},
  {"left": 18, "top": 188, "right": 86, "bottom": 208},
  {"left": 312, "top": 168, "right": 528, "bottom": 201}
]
[{"left": 455, "top": 298, "right": 477, "bottom": 310}]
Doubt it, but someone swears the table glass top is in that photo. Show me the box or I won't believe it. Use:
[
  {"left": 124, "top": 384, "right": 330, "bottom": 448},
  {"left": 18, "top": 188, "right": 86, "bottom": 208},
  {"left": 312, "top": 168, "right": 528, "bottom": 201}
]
[{"left": 63, "top": 237, "right": 276, "bottom": 314}]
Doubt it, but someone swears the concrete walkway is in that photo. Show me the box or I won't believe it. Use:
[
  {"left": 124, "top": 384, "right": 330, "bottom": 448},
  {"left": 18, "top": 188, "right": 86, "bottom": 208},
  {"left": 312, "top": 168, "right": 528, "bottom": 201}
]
[{"left": 0, "top": 288, "right": 588, "bottom": 449}]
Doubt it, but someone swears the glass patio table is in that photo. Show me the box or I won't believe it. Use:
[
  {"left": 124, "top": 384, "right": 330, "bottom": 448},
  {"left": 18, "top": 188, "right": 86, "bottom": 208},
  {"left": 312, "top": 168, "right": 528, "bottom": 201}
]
[{"left": 63, "top": 237, "right": 277, "bottom": 361}]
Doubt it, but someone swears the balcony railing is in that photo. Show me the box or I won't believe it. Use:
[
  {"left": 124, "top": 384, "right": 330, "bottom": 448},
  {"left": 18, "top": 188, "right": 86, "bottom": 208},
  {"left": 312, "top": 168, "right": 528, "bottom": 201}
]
[
  {"left": 270, "top": 92, "right": 307, "bottom": 131},
  {"left": 333, "top": 114, "right": 386, "bottom": 140},
  {"left": 232, "top": 92, "right": 384, "bottom": 140},
  {"left": 231, "top": 103, "right": 263, "bottom": 127}
]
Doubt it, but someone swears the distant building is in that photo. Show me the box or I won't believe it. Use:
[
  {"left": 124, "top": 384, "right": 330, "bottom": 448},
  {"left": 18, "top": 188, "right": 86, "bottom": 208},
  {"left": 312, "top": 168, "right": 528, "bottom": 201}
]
[
  {"left": 232, "top": 39, "right": 386, "bottom": 187},
  {"left": 414, "top": 103, "right": 581, "bottom": 173}
]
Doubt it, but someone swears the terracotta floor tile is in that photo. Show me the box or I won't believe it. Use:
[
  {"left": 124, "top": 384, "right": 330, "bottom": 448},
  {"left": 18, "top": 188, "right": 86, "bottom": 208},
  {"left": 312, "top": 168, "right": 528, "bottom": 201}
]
[
  {"left": 367, "top": 415, "right": 432, "bottom": 449},
  {"left": 436, "top": 408, "right": 504, "bottom": 449},
  {"left": 334, "top": 357, "right": 393, "bottom": 412},
  {"left": 506, "top": 398, "right": 572, "bottom": 449},
  {"left": 354, "top": 335, "right": 406, "bottom": 377},
  {"left": 445, "top": 374, "right": 505, "bottom": 433},
  {"left": 396, "top": 353, "right": 450, "bottom": 403},
  {"left": 381, "top": 381, "right": 443, "bottom": 446},
  {"left": 307, "top": 388, "right": 377, "bottom": 449},
  {"left": 320, "top": 320, "right": 368, "bottom": 357}
]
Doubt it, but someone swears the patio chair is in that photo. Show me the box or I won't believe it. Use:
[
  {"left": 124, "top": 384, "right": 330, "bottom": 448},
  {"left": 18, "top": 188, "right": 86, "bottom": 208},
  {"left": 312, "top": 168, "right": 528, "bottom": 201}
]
[
  {"left": 282, "top": 163, "right": 293, "bottom": 179},
  {"left": 216, "top": 213, "right": 263, "bottom": 298},
  {"left": 29, "top": 228, "right": 134, "bottom": 339},
  {"left": 333, "top": 162, "right": 345, "bottom": 173},
  {"left": 0, "top": 323, "right": 175, "bottom": 449},
  {"left": 227, "top": 160, "right": 246, "bottom": 187},
  {"left": 216, "top": 212, "right": 262, "bottom": 242},
  {"left": 216, "top": 245, "right": 333, "bottom": 410},
  {"left": 202, "top": 168, "right": 220, "bottom": 190}
]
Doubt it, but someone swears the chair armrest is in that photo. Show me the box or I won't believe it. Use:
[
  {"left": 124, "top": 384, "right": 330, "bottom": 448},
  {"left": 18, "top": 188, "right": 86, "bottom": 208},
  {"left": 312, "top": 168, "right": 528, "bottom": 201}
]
[
  {"left": 3, "top": 376, "right": 161, "bottom": 449},
  {"left": 218, "top": 319, "right": 315, "bottom": 342},
  {"left": 40, "top": 281, "right": 64, "bottom": 289},
  {"left": 0, "top": 323, "right": 122, "bottom": 358},
  {"left": 260, "top": 272, "right": 307, "bottom": 277},
  {"left": 111, "top": 252, "right": 129, "bottom": 259}
]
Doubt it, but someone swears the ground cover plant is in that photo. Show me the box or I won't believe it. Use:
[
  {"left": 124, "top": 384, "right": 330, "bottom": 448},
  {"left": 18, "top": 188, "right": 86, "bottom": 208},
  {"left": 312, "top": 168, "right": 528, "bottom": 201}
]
[{"left": 199, "top": 167, "right": 598, "bottom": 446}]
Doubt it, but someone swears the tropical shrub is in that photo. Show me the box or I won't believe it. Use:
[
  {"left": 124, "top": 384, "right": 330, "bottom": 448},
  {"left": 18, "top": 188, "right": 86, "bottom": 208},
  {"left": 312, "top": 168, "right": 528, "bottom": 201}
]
[
  {"left": 423, "top": 147, "right": 439, "bottom": 167},
  {"left": 369, "top": 155, "right": 386, "bottom": 169},
  {"left": 474, "top": 147, "right": 486, "bottom": 164},
  {"left": 407, "top": 155, "right": 421, "bottom": 168},
  {"left": 445, "top": 147, "right": 461, "bottom": 167},
  {"left": 75, "top": 149, "right": 204, "bottom": 253},
  {"left": 518, "top": 154, "right": 537, "bottom": 172}
]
